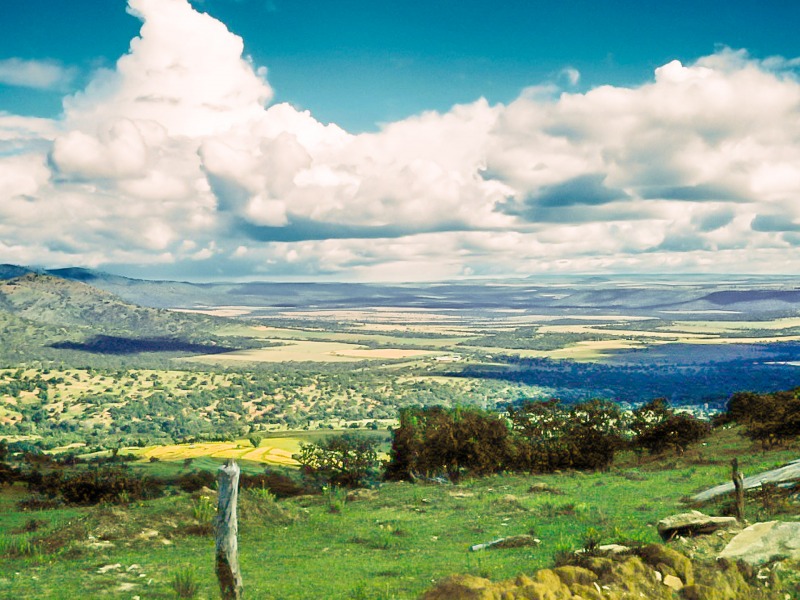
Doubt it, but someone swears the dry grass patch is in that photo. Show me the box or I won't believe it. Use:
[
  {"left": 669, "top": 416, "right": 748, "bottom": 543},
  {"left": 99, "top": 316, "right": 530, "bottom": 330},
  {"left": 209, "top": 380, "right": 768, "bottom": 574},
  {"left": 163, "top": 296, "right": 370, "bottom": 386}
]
[{"left": 186, "top": 340, "right": 438, "bottom": 364}]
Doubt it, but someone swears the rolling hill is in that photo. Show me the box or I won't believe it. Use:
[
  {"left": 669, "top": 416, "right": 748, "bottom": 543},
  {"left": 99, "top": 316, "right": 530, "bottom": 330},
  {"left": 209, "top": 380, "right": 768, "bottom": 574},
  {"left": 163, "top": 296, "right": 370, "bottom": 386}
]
[
  {"left": 0, "top": 273, "right": 249, "bottom": 368},
  {"left": 3, "top": 264, "right": 800, "bottom": 319}
]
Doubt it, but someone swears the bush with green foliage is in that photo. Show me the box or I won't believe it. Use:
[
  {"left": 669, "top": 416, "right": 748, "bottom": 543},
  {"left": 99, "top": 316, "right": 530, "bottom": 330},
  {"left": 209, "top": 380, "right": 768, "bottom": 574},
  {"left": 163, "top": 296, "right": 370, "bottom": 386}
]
[
  {"left": 26, "top": 465, "right": 163, "bottom": 505},
  {"left": 725, "top": 388, "right": 800, "bottom": 447},
  {"left": 295, "top": 433, "right": 380, "bottom": 489},
  {"left": 385, "top": 405, "right": 512, "bottom": 482},
  {"left": 386, "top": 399, "right": 709, "bottom": 481},
  {"left": 508, "top": 398, "right": 624, "bottom": 472},
  {"left": 630, "top": 398, "right": 711, "bottom": 455}
]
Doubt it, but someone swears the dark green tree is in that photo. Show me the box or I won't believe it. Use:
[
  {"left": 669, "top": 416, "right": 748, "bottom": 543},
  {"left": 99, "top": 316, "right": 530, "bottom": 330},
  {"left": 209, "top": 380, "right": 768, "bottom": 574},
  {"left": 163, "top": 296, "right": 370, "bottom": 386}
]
[{"left": 295, "top": 433, "right": 380, "bottom": 489}]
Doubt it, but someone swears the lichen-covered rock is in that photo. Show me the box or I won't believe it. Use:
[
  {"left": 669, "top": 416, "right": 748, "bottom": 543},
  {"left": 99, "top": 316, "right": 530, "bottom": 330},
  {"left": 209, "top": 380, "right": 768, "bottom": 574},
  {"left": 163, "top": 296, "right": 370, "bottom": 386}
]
[
  {"left": 553, "top": 566, "right": 597, "bottom": 587},
  {"left": 718, "top": 521, "right": 800, "bottom": 566},
  {"left": 566, "top": 583, "right": 603, "bottom": 600},
  {"left": 601, "top": 556, "right": 673, "bottom": 599},
  {"left": 637, "top": 543, "right": 694, "bottom": 586},
  {"left": 657, "top": 510, "right": 738, "bottom": 540},
  {"left": 419, "top": 574, "right": 497, "bottom": 600},
  {"left": 419, "top": 543, "right": 785, "bottom": 600},
  {"left": 684, "top": 558, "right": 785, "bottom": 600}
]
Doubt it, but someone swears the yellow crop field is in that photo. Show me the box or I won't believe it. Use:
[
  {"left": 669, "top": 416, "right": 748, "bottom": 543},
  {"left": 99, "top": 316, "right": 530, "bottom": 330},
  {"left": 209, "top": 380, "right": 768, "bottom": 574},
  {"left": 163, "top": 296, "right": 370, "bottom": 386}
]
[
  {"left": 136, "top": 439, "right": 302, "bottom": 466},
  {"left": 186, "top": 340, "right": 439, "bottom": 364},
  {"left": 545, "top": 339, "right": 650, "bottom": 361}
]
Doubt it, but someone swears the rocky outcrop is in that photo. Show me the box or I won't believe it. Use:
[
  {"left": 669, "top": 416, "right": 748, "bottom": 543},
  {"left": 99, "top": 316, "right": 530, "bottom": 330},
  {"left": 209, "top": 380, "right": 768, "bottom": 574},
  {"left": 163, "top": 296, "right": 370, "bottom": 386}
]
[
  {"left": 420, "top": 543, "right": 784, "bottom": 599},
  {"left": 657, "top": 510, "right": 738, "bottom": 540},
  {"left": 719, "top": 521, "right": 800, "bottom": 566},
  {"left": 691, "top": 459, "right": 800, "bottom": 502}
]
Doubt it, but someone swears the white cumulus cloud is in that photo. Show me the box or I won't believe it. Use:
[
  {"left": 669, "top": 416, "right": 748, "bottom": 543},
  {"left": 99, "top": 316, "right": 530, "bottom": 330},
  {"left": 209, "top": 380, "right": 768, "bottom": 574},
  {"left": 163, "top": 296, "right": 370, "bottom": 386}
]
[
  {"left": 2, "top": 1, "right": 800, "bottom": 279},
  {"left": 0, "top": 58, "right": 76, "bottom": 91}
]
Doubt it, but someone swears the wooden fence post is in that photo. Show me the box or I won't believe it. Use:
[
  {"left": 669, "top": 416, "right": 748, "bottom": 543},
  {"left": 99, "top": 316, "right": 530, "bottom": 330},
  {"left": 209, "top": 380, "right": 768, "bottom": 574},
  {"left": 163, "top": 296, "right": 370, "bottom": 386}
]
[
  {"left": 216, "top": 459, "right": 243, "bottom": 600},
  {"left": 731, "top": 458, "right": 745, "bottom": 523}
]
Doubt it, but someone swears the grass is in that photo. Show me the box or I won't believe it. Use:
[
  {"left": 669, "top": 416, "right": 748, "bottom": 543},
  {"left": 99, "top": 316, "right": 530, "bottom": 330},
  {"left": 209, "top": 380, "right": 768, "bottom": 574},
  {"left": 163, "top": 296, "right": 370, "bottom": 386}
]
[
  {"left": 1, "top": 427, "right": 798, "bottom": 598},
  {"left": 183, "top": 339, "right": 440, "bottom": 364}
]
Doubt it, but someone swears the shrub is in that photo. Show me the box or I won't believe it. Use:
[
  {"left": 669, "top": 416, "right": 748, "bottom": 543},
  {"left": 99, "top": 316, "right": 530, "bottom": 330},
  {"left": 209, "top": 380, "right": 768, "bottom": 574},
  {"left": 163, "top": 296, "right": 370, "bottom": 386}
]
[
  {"left": 634, "top": 411, "right": 710, "bottom": 455},
  {"left": 296, "top": 433, "right": 380, "bottom": 489},
  {"left": 726, "top": 388, "right": 800, "bottom": 447},
  {"left": 16, "top": 495, "right": 63, "bottom": 511},
  {"left": 385, "top": 406, "right": 512, "bottom": 482},
  {"left": 27, "top": 466, "right": 163, "bottom": 505},
  {"left": 239, "top": 470, "right": 306, "bottom": 498},
  {"left": 175, "top": 470, "right": 216, "bottom": 493}
]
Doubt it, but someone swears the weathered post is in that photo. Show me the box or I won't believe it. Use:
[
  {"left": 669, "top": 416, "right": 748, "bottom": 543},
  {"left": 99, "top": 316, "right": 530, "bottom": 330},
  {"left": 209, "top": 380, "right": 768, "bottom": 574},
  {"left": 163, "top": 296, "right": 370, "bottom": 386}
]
[
  {"left": 215, "top": 459, "right": 243, "bottom": 599},
  {"left": 731, "top": 457, "right": 745, "bottom": 523}
]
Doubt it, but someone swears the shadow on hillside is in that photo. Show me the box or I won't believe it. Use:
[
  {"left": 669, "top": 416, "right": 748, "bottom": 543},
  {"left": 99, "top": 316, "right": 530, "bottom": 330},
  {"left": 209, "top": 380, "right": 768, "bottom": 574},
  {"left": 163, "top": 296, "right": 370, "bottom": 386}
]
[{"left": 50, "top": 335, "right": 235, "bottom": 355}]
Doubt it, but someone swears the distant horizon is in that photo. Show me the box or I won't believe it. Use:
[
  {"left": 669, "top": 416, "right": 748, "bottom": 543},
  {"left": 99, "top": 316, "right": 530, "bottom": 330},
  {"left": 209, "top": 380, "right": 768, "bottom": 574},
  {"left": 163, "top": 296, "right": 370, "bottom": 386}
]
[
  {"left": 5, "top": 261, "right": 800, "bottom": 286},
  {"left": 3, "top": 1, "right": 800, "bottom": 280}
]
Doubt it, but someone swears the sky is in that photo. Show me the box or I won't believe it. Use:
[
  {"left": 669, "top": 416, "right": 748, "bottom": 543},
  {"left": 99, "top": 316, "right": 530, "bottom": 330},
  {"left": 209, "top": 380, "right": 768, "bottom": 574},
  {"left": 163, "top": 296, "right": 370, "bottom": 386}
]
[{"left": 2, "top": 0, "right": 800, "bottom": 281}]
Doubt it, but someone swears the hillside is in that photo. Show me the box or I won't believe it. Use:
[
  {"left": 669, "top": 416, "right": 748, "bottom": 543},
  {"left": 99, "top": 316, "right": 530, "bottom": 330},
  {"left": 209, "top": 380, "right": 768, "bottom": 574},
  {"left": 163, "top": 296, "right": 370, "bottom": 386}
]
[
  {"left": 0, "top": 274, "right": 254, "bottom": 368},
  {"left": 0, "top": 273, "right": 215, "bottom": 333},
  {"left": 0, "top": 426, "right": 797, "bottom": 598}
]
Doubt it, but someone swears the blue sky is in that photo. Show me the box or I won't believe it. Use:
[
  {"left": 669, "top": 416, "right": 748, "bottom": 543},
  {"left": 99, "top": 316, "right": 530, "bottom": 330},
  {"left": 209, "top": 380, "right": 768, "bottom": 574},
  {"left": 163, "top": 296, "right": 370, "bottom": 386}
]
[
  {"left": 2, "top": 0, "right": 800, "bottom": 280},
  {"left": 4, "top": 0, "right": 799, "bottom": 131}
]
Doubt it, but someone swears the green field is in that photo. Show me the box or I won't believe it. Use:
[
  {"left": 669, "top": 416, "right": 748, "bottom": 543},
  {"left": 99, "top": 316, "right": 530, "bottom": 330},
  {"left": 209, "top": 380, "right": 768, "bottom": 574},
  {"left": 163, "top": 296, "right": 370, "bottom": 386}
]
[{"left": 0, "top": 426, "right": 798, "bottom": 599}]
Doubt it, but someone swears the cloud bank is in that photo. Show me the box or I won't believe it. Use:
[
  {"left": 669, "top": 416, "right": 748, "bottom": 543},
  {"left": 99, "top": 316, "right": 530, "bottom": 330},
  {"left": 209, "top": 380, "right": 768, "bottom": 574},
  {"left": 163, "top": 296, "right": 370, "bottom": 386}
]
[
  {"left": 3, "top": 0, "right": 800, "bottom": 280},
  {"left": 0, "top": 58, "right": 76, "bottom": 91}
]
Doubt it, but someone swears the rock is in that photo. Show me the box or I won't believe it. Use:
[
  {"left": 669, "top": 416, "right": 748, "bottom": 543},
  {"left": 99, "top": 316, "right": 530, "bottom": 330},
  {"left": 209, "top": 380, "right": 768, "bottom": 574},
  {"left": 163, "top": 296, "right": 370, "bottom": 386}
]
[
  {"left": 345, "top": 488, "right": 377, "bottom": 502},
  {"left": 491, "top": 534, "right": 540, "bottom": 549},
  {"left": 495, "top": 494, "right": 527, "bottom": 510},
  {"left": 576, "top": 543, "right": 630, "bottom": 556},
  {"left": 469, "top": 534, "right": 540, "bottom": 551},
  {"left": 527, "top": 482, "right": 562, "bottom": 495},
  {"left": 96, "top": 563, "right": 122, "bottom": 574},
  {"left": 637, "top": 543, "right": 694, "bottom": 586},
  {"left": 718, "top": 520, "right": 800, "bottom": 566},
  {"left": 418, "top": 574, "right": 495, "bottom": 599},
  {"left": 194, "top": 486, "right": 217, "bottom": 498},
  {"left": 692, "top": 458, "right": 800, "bottom": 502},
  {"left": 657, "top": 510, "right": 738, "bottom": 540},
  {"left": 597, "top": 544, "right": 630, "bottom": 554},
  {"left": 136, "top": 528, "right": 159, "bottom": 540},
  {"left": 448, "top": 491, "right": 475, "bottom": 499},
  {"left": 554, "top": 565, "right": 597, "bottom": 587},
  {"left": 663, "top": 573, "right": 683, "bottom": 591},
  {"left": 421, "top": 543, "right": 783, "bottom": 600}
]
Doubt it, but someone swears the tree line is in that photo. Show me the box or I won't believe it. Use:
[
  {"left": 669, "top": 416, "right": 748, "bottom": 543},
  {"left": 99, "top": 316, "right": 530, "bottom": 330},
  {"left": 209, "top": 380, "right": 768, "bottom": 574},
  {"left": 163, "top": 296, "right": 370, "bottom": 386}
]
[
  {"left": 720, "top": 387, "right": 800, "bottom": 447},
  {"left": 299, "top": 397, "right": 712, "bottom": 487}
]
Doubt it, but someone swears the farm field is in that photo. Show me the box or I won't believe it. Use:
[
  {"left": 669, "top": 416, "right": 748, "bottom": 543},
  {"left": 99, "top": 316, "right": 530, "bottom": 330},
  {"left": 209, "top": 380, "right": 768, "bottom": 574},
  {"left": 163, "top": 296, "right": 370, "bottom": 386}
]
[
  {"left": 136, "top": 440, "right": 300, "bottom": 466},
  {"left": 184, "top": 339, "right": 440, "bottom": 364}
]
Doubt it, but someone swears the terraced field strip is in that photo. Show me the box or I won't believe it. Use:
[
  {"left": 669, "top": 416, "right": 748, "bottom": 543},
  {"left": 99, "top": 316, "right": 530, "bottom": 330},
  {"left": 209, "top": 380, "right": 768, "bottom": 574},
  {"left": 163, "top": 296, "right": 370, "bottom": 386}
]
[
  {"left": 186, "top": 340, "right": 441, "bottom": 364},
  {"left": 137, "top": 440, "right": 301, "bottom": 466},
  {"left": 663, "top": 316, "right": 800, "bottom": 334}
]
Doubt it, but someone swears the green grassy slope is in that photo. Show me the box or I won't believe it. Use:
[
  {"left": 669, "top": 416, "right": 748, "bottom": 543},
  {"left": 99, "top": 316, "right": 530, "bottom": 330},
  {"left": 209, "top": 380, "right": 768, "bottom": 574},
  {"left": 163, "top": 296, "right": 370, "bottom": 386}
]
[
  {"left": 0, "top": 275, "right": 262, "bottom": 369},
  {"left": 0, "top": 427, "right": 797, "bottom": 599}
]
